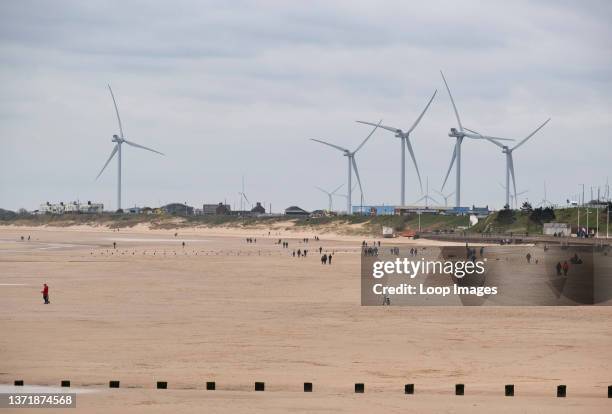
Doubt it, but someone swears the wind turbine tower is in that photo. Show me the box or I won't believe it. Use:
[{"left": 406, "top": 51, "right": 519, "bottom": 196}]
[
  {"left": 316, "top": 184, "right": 343, "bottom": 211},
  {"left": 439, "top": 71, "right": 514, "bottom": 208},
  {"left": 96, "top": 85, "right": 164, "bottom": 211},
  {"left": 356, "top": 90, "right": 437, "bottom": 205},
  {"left": 310, "top": 121, "right": 381, "bottom": 214}
]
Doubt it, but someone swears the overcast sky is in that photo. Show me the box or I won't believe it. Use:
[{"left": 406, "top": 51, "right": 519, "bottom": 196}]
[{"left": 1, "top": 0, "right": 610, "bottom": 212}]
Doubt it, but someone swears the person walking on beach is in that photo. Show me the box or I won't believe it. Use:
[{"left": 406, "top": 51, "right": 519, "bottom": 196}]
[
  {"left": 328, "top": 254, "right": 332, "bottom": 265},
  {"left": 562, "top": 261, "right": 569, "bottom": 276},
  {"left": 41, "top": 283, "right": 50, "bottom": 304},
  {"left": 321, "top": 254, "right": 327, "bottom": 264},
  {"left": 556, "top": 261, "right": 562, "bottom": 276},
  {"left": 526, "top": 252, "right": 532, "bottom": 264}
]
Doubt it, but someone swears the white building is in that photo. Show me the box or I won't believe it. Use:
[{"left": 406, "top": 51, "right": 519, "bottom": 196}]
[
  {"left": 39, "top": 201, "right": 103, "bottom": 215},
  {"left": 543, "top": 222, "right": 571, "bottom": 236}
]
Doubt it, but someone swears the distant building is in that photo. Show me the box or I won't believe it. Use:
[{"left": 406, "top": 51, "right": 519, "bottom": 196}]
[
  {"left": 352, "top": 205, "right": 396, "bottom": 216},
  {"left": 127, "top": 207, "right": 141, "bottom": 214},
  {"left": 39, "top": 201, "right": 103, "bottom": 215},
  {"left": 162, "top": 203, "right": 194, "bottom": 215},
  {"left": 202, "top": 203, "right": 231, "bottom": 215},
  {"left": 285, "top": 206, "right": 309, "bottom": 217},
  {"left": 543, "top": 222, "right": 571, "bottom": 236},
  {"left": 251, "top": 202, "right": 266, "bottom": 214},
  {"left": 310, "top": 209, "right": 326, "bottom": 217}
]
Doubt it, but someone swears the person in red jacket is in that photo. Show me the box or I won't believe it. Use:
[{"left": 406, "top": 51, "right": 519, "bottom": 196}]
[{"left": 41, "top": 283, "right": 50, "bottom": 304}]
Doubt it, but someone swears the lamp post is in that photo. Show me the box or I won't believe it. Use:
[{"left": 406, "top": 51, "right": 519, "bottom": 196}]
[
  {"left": 607, "top": 204, "right": 610, "bottom": 239},
  {"left": 586, "top": 207, "right": 590, "bottom": 238},
  {"left": 596, "top": 207, "right": 599, "bottom": 238}
]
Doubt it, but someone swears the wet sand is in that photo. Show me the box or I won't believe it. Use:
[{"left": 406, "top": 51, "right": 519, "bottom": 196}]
[{"left": 1, "top": 226, "right": 611, "bottom": 413}]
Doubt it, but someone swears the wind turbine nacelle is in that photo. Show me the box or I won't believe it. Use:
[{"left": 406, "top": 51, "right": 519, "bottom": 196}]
[{"left": 449, "top": 128, "right": 459, "bottom": 137}]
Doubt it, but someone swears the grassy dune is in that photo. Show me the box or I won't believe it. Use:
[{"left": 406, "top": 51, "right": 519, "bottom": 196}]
[{"left": 1, "top": 206, "right": 609, "bottom": 236}]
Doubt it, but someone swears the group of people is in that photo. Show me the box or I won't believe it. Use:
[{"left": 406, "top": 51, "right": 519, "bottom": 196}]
[
  {"left": 245, "top": 237, "right": 257, "bottom": 243},
  {"left": 361, "top": 240, "right": 381, "bottom": 247},
  {"left": 363, "top": 246, "right": 379, "bottom": 256},
  {"left": 320, "top": 253, "right": 333, "bottom": 265},
  {"left": 555, "top": 261, "right": 571, "bottom": 276},
  {"left": 292, "top": 249, "right": 308, "bottom": 257}
]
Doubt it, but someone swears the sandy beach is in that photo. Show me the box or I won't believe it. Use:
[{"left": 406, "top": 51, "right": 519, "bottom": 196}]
[{"left": 1, "top": 225, "right": 611, "bottom": 413}]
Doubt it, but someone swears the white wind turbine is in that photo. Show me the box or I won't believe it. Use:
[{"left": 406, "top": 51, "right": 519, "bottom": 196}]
[
  {"left": 315, "top": 184, "right": 344, "bottom": 211},
  {"left": 96, "top": 85, "right": 164, "bottom": 211},
  {"left": 498, "top": 183, "right": 528, "bottom": 209},
  {"left": 538, "top": 181, "right": 553, "bottom": 207},
  {"left": 476, "top": 118, "right": 550, "bottom": 208},
  {"left": 356, "top": 90, "right": 437, "bottom": 206},
  {"left": 414, "top": 177, "right": 440, "bottom": 208},
  {"left": 439, "top": 71, "right": 515, "bottom": 208},
  {"left": 310, "top": 121, "right": 381, "bottom": 214},
  {"left": 434, "top": 189, "right": 455, "bottom": 207}
]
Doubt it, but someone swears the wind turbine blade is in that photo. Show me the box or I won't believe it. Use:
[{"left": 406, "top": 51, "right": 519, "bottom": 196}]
[
  {"left": 107, "top": 84, "right": 124, "bottom": 138},
  {"left": 331, "top": 183, "right": 344, "bottom": 194},
  {"left": 477, "top": 135, "right": 514, "bottom": 142},
  {"left": 463, "top": 131, "right": 514, "bottom": 143},
  {"left": 498, "top": 182, "right": 506, "bottom": 190},
  {"left": 441, "top": 145, "right": 457, "bottom": 190},
  {"left": 123, "top": 139, "right": 164, "bottom": 155},
  {"left": 407, "top": 90, "right": 437, "bottom": 134},
  {"left": 310, "top": 138, "right": 348, "bottom": 153},
  {"left": 414, "top": 196, "right": 426, "bottom": 204},
  {"left": 351, "top": 157, "right": 364, "bottom": 199},
  {"left": 356, "top": 121, "right": 399, "bottom": 134},
  {"left": 486, "top": 137, "right": 506, "bottom": 148},
  {"left": 448, "top": 192, "right": 455, "bottom": 198},
  {"left": 243, "top": 194, "right": 250, "bottom": 204},
  {"left": 315, "top": 186, "right": 329, "bottom": 195},
  {"left": 512, "top": 118, "right": 551, "bottom": 151},
  {"left": 95, "top": 144, "right": 119, "bottom": 180},
  {"left": 354, "top": 119, "right": 382, "bottom": 153},
  {"left": 405, "top": 138, "right": 423, "bottom": 193},
  {"left": 440, "top": 71, "right": 463, "bottom": 131},
  {"left": 509, "top": 154, "right": 517, "bottom": 202},
  {"left": 434, "top": 189, "right": 444, "bottom": 197}
]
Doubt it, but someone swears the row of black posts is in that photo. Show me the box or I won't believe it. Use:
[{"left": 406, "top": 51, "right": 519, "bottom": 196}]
[{"left": 12, "top": 379, "right": 612, "bottom": 397}]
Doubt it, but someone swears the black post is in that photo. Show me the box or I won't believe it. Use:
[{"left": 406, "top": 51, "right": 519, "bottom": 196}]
[
  {"left": 505, "top": 384, "right": 514, "bottom": 396},
  {"left": 354, "top": 383, "right": 364, "bottom": 393},
  {"left": 61, "top": 380, "right": 71, "bottom": 388},
  {"left": 404, "top": 384, "right": 414, "bottom": 395},
  {"left": 455, "top": 384, "right": 464, "bottom": 395},
  {"left": 206, "top": 381, "right": 215, "bottom": 391},
  {"left": 255, "top": 382, "right": 265, "bottom": 391},
  {"left": 157, "top": 381, "right": 167, "bottom": 389},
  {"left": 14, "top": 380, "right": 24, "bottom": 386},
  {"left": 304, "top": 382, "right": 313, "bottom": 392},
  {"left": 557, "top": 385, "right": 566, "bottom": 398},
  {"left": 109, "top": 381, "right": 120, "bottom": 388}
]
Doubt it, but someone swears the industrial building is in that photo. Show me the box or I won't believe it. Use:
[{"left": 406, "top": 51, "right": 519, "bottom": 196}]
[
  {"left": 285, "top": 206, "right": 310, "bottom": 217},
  {"left": 353, "top": 204, "right": 492, "bottom": 217},
  {"left": 162, "top": 203, "right": 194, "bottom": 215},
  {"left": 202, "top": 203, "right": 231, "bottom": 215}
]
